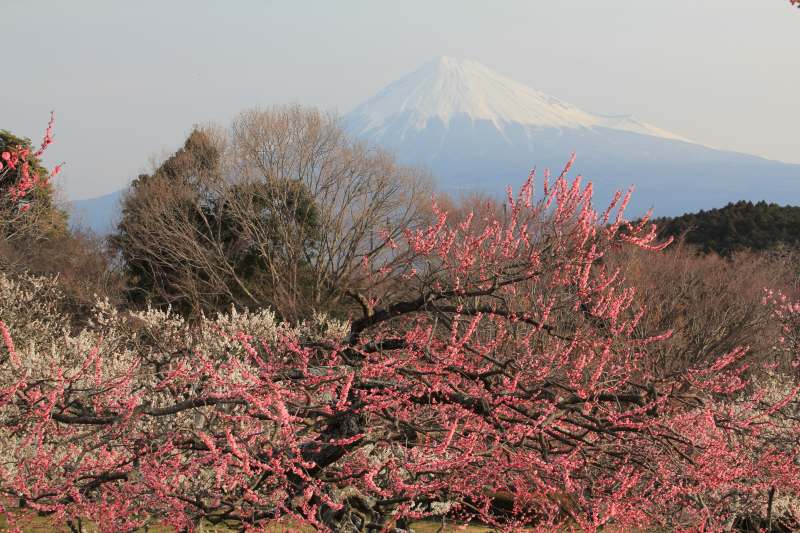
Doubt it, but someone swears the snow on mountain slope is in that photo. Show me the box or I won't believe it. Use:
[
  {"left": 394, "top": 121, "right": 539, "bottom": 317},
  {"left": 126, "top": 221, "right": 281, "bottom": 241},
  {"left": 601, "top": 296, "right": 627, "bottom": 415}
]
[
  {"left": 593, "top": 114, "right": 690, "bottom": 142},
  {"left": 345, "top": 57, "right": 800, "bottom": 217},
  {"left": 349, "top": 57, "right": 689, "bottom": 143}
]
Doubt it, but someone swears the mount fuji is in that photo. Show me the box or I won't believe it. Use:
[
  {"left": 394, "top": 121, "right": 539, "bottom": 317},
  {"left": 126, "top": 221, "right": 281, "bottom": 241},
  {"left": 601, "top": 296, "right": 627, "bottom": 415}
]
[
  {"left": 72, "top": 57, "right": 800, "bottom": 233},
  {"left": 346, "top": 57, "right": 800, "bottom": 216}
]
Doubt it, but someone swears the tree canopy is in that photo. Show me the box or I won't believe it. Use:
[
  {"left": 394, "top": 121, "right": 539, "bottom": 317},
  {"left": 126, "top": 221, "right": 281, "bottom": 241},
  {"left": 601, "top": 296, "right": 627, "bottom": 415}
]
[
  {"left": 654, "top": 200, "right": 800, "bottom": 256},
  {"left": 114, "top": 106, "right": 432, "bottom": 320}
]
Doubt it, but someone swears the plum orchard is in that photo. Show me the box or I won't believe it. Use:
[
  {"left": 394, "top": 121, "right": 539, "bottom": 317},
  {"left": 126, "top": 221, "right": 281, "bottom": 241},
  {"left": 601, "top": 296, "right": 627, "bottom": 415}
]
[{"left": 1, "top": 148, "right": 799, "bottom": 531}]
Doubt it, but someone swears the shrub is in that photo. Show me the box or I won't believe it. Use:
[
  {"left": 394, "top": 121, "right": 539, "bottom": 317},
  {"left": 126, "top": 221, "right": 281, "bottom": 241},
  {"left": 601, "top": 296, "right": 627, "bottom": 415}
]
[
  {"left": 1, "top": 116, "right": 121, "bottom": 325},
  {"left": 607, "top": 241, "right": 796, "bottom": 378},
  {"left": 0, "top": 114, "right": 67, "bottom": 243}
]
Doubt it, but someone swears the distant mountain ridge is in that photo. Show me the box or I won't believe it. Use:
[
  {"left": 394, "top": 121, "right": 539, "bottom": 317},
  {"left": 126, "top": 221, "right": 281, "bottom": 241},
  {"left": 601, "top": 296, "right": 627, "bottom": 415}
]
[
  {"left": 71, "top": 57, "right": 800, "bottom": 233},
  {"left": 69, "top": 190, "right": 122, "bottom": 234},
  {"left": 345, "top": 57, "right": 800, "bottom": 217}
]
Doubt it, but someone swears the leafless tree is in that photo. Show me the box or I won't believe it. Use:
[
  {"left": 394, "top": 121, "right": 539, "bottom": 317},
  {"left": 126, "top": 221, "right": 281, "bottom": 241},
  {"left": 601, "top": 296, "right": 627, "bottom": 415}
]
[
  {"left": 607, "top": 240, "right": 796, "bottom": 378},
  {"left": 114, "top": 106, "right": 433, "bottom": 321}
]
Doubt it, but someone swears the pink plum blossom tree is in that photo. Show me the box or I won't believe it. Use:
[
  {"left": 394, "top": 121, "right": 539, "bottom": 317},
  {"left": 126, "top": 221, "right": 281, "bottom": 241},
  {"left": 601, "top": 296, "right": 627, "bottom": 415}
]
[{"left": 0, "top": 155, "right": 798, "bottom": 532}]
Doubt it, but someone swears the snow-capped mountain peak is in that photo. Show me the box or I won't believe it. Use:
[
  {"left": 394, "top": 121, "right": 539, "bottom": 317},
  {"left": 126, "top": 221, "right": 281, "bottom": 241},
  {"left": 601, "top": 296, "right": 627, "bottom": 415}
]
[
  {"left": 348, "top": 56, "right": 688, "bottom": 142},
  {"left": 73, "top": 58, "right": 800, "bottom": 234}
]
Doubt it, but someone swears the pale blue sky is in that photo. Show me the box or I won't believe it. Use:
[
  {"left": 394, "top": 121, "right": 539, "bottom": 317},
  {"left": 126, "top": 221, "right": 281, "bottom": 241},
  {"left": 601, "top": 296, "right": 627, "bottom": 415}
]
[{"left": 2, "top": 0, "right": 798, "bottom": 199}]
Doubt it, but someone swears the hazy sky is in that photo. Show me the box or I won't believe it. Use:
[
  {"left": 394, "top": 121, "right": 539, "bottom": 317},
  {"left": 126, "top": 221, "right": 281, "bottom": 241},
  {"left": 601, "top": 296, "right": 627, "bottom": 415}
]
[{"left": 3, "top": 0, "right": 799, "bottom": 200}]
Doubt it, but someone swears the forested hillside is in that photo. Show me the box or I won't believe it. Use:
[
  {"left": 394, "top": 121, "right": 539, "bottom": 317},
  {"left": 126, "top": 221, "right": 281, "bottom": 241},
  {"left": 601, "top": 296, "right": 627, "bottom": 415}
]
[{"left": 654, "top": 200, "right": 800, "bottom": 256}]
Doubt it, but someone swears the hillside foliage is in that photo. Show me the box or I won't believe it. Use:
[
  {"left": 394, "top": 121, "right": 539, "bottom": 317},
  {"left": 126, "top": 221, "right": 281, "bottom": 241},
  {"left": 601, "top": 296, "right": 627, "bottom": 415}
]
[{"left": 654, "top": 200, "right": 800, "bottom": 257}]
